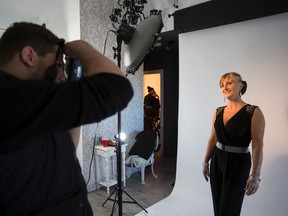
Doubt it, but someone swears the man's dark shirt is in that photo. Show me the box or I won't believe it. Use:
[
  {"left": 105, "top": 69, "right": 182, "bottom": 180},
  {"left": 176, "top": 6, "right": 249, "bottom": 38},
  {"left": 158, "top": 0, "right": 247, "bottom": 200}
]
[
  {"left": 0, "top": 71, "right": 133, "bottom": 215},
  {"left": 144, "top": 94, "right": 160, "bottom": 118}
]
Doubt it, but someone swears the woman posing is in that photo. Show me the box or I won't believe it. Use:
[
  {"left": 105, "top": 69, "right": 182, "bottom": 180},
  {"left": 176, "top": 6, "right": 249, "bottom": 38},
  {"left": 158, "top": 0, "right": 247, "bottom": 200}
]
[{"left": 202, "top": 72, "right": 265, "bottom": 216}]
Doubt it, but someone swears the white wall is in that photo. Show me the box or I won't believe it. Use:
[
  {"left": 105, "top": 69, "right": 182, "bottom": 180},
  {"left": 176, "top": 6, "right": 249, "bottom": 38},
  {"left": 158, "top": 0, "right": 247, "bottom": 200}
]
[
  {"left": 137, "top": 12, "right": 288, "bottom": 216},
  {"left": 0, "top": 0, "right": 80, "bottom": 40}
]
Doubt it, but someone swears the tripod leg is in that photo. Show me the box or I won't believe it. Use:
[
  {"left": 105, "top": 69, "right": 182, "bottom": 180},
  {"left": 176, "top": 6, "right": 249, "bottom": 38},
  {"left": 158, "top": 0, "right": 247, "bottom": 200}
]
[
  {"left": 102, "top": 187, "right": 118, "bottom": 207},
  {"left": 110, "top": 190, "right": 119, "bottom": 216},
  {"left": 122, "top": 190, "right": 148, "bottom": 213}
]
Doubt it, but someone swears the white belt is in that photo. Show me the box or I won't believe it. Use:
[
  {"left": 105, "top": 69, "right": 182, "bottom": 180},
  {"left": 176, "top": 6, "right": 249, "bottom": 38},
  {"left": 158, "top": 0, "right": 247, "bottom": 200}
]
[{"left": 216, "top": 142, "right": 249, "bottom": 154}]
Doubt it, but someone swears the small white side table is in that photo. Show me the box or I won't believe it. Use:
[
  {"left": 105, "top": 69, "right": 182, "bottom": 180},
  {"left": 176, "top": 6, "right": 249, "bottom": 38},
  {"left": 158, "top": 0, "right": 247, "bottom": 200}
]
[{"left": 95, "top": 143, "right": 127, "bottom": 194}]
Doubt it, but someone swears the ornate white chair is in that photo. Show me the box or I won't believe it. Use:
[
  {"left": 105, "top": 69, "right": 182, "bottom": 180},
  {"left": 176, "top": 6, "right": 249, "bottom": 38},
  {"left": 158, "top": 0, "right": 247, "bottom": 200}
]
[{"left": 125, "top": 130, "right": 159, "bottom": 184}]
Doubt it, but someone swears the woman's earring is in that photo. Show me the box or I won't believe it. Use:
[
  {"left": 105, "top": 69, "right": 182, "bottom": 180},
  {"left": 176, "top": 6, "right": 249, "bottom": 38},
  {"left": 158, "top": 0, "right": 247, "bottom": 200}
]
[{"left": 224, "top": 97, "right": 226, "bottom": 102}]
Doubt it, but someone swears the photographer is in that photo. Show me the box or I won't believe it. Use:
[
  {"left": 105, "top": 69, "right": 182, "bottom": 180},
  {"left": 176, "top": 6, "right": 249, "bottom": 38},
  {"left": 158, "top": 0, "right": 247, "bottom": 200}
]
[{"left": 0, "top": 22, "right": 133, "bottom": 215}]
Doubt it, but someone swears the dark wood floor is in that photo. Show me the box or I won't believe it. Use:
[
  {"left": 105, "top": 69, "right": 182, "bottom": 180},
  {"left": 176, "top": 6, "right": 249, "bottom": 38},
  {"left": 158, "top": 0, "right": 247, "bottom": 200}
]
[{"left": 88, "top": 152, "right": 176, "bottom": 216}]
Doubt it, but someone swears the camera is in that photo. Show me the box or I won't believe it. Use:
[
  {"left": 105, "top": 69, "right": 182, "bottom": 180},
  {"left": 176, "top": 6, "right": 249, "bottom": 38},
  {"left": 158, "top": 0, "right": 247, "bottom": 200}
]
[{"left": 65, "top": 57, "right": 84, "bottom": 81}]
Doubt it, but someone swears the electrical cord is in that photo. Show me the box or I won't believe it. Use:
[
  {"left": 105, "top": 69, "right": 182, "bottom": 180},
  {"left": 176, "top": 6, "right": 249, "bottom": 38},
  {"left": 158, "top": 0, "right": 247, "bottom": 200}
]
[
  {"left": 103, "top": 30, "right": 116, "bottom": 55},
  {"left": 86, "top": 124, "right": 99, "bottom": 186}
]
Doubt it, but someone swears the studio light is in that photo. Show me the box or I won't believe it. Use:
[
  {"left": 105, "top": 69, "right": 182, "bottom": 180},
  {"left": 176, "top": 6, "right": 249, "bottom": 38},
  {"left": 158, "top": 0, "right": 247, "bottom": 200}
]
[
  {"left": 109, "top": 1, "right": 163, "bottom": 75},
  {"left": 115, "top": 132, "right": 127, "bottom": 142}
]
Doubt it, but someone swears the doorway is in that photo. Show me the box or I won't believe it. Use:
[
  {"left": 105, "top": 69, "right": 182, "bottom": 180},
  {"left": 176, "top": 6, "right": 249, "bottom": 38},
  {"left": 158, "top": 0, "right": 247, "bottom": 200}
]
[{"left": 143, "top": 70, "right": 163, "bottom": 155}]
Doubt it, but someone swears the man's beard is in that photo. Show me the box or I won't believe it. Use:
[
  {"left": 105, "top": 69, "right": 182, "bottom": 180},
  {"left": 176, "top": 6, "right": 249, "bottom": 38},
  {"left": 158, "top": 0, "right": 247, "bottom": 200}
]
[{"left": 43, "top": 63, "right": 57, "bottom": 82}]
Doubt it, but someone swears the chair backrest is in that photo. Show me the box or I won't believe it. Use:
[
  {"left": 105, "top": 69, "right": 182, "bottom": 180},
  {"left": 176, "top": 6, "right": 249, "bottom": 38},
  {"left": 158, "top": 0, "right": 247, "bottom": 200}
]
[{"left": 129, "top": 129, "right": 158, "bottom": 160}]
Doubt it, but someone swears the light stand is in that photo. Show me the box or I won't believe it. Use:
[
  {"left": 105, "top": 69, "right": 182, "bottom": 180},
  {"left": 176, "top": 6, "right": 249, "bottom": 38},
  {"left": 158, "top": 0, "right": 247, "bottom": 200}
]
[
  {"left": 101, "top": 30, "right": 148, "bottom": 216},
  {"left": 102, "top": 10, "right": 163, "bottom": 215}
]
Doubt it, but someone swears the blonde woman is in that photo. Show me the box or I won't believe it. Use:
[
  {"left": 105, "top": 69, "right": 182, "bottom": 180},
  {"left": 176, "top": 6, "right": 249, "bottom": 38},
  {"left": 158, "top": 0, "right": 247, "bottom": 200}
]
[{"left": 202, "top": 72, "right": 265, "bottom": 216}]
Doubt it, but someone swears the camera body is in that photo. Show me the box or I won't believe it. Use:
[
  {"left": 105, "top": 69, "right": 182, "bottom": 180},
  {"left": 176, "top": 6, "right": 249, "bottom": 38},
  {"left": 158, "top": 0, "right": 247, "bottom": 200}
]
[{"left": 65, "top": 58, "right": 83, "bottom": 81}]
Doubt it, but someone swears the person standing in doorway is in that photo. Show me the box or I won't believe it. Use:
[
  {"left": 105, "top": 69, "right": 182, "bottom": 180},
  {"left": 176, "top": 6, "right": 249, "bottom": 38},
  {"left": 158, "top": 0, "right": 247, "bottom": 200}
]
[
  {"left": 202, "top": 72, "right": 265, "bottom": 216},
  {"left": 144, "top": 86, "right": 160, "bottom": 130}
]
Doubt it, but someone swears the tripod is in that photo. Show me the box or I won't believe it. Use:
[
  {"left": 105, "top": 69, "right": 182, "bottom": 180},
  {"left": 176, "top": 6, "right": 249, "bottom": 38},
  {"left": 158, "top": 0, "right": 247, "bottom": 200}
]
[{"left": 101, "top": 34, "right": 147, "bottom": 216}]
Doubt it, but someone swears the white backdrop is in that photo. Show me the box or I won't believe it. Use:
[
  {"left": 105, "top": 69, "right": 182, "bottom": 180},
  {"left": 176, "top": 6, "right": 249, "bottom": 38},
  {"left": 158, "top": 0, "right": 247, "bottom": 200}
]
[{"left": 137, "top": 12, "right": 288, "bottom": 216}]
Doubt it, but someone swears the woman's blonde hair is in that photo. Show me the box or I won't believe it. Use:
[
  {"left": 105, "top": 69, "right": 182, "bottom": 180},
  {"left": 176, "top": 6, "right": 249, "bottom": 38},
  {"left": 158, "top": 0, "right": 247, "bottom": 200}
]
[{"left": 220, "top": 72, "right": 247, "bottom": 95}]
